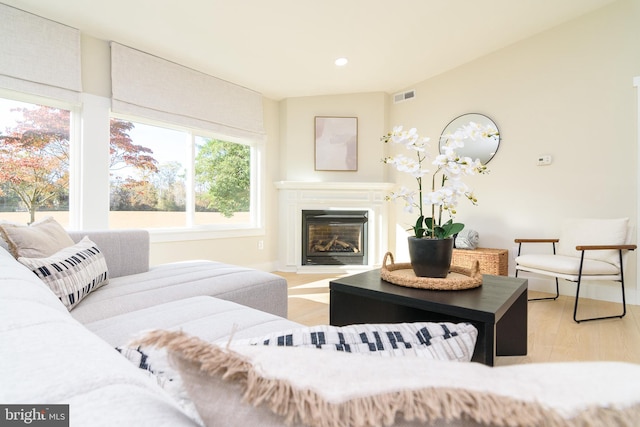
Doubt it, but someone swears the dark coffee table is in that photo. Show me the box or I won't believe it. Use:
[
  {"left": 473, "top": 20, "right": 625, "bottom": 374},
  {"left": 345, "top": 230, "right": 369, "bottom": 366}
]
[{"left": 329, "top": 269, "right": 528, "bottom": 366}]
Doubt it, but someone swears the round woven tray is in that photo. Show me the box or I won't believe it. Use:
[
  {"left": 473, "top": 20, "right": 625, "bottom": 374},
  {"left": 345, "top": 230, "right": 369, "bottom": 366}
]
[{"left": 381, "top": 252, "right": 483, "bottom": 290}]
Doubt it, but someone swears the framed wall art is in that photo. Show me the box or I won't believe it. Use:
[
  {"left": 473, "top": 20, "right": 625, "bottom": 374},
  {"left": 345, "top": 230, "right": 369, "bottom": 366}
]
[{"left": 314, "top": 116, "right": 358, "bottom": 171}]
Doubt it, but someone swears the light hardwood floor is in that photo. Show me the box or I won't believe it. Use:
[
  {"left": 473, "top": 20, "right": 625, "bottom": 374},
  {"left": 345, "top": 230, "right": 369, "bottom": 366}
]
[{"left": 275, "top": 271, "right": 640, "bottom": 366}]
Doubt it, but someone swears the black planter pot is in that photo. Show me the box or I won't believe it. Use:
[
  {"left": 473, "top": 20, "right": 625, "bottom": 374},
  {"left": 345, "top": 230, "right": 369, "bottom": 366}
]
[{"left": 407, "top": 236, "right": 454, "bottom": 278}]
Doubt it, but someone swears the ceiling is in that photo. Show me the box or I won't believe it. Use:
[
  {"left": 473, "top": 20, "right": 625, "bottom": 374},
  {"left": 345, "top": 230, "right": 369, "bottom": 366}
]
[{"left": 2, "top": 0, "right": 617, "bottom": 100}]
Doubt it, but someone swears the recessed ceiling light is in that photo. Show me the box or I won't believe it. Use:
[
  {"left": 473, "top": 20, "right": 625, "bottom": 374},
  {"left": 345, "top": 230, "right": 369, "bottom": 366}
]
[{"left": 335, "top": 57, "right": 348, "bottom": 66}]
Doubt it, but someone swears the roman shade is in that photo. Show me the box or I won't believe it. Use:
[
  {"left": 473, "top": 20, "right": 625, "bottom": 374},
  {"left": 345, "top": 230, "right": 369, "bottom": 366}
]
[
  {"left": 110, "top": 43, "right": 265, "bottom": 140},
  {"left": 0, "top": 3, "right": 82, "bottom": 103}
]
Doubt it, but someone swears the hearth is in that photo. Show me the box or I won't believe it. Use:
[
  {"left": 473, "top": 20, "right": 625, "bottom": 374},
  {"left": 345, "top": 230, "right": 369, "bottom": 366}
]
[{"left": 302, "top": 210, "right": 368, "bottom": 265}]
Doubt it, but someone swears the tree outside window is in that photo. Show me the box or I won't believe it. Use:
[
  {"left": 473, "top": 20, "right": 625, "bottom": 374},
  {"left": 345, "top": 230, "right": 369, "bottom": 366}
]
[
  {"left": 0, "top": 101, "right": 71, "bottom": 225},
  {"left": 195, "top": 137, "right": 251, "bottom": 218}
]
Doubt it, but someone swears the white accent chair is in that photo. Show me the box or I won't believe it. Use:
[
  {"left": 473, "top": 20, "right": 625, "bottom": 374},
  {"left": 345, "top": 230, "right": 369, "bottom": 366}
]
[{"left": 514, "top": 218, "right": 636, "bottom": 323}]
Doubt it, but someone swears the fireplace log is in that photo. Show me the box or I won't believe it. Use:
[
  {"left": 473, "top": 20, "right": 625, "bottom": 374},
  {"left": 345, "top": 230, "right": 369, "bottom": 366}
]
[
  {"left": 323, "top": 235, "right": 339, "bottom": 251},
  {"left": 310, "top": 236, "right": 359, "bottom": 253},
  {"left": 335, "top": 239, "right": 359, "bottom": 253}
]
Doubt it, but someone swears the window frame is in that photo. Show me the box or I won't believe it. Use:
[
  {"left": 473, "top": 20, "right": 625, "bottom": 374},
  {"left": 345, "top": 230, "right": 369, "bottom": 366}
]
[
  {"left": 108, "top": 112, "right": 265, "bottom": 242},
  {"left": 0, "top": 89, "right": 80, "bottom": 228},
  {"left": 0, "top": 91, "right": 265, "bottom": 241}
]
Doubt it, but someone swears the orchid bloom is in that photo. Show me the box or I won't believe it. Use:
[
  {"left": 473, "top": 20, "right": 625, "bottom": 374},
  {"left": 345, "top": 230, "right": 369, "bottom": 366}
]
[
  {"left": 386, "top": 186, "right": 417, "bottom": 213},
  {"left": 381, "top": 121, "right": 493, "bottom": 238},
  {"left": 384, "top": 154, "right": 427, "bottom": 178}
]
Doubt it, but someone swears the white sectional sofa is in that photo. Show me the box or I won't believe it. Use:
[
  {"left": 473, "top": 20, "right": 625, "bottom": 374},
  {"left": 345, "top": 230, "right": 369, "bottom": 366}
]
[
  {"left": 64, "top": 229, "right": 290, "bottom": 324},
  {"left": 0, "top": 227, "right": 301, "bottom": 426},
  {"left": 2, "top": 224, "right": 640, "bottom": 427}
]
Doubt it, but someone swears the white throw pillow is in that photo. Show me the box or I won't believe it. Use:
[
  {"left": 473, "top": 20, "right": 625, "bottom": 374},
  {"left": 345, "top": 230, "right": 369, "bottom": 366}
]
[
  {"left": 18, "top": 236, "right": 109, "bottom": 310},
  {"left": 0, "top": 216, "right": 75, "bottom": 258}
]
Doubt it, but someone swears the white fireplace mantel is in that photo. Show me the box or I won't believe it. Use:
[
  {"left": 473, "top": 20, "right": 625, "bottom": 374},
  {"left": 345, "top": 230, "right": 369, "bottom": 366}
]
[{"left": 275, "top": 181, "right": 395, "bottom": 272}]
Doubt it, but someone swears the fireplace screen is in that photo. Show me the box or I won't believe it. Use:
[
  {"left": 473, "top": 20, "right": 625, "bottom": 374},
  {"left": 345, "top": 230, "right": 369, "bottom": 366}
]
[{"left": 302, "top": 210, "right": 368, "bottom": 265}]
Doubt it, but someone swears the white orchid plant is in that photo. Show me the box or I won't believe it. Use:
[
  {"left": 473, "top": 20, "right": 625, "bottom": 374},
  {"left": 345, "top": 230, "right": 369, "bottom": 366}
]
[{"left": 382, "top": 122, "right": 498, "bottom": 239}]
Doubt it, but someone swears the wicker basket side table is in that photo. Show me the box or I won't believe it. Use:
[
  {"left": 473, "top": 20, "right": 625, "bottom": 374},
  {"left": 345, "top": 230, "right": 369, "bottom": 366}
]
[{"left": 452, "top": 247, "right": 508, "bottom": 276}]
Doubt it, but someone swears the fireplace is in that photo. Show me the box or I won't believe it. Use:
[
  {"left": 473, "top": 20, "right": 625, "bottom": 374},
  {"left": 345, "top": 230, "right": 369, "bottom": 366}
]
[
  {"left": 275, "top": 181, "right": 394, "bottom": 271},
  {"left": 302, "top": 210, "right": 368, "bottom": 265}
]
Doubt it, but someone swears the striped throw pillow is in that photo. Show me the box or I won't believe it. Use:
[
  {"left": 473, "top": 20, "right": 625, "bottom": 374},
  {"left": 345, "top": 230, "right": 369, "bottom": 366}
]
[
  {"left": 239, "top": 322, "right": 478, "bottom": 362},
  {"left": 18, "top": 236, "right": 109, "bottom": 310}
]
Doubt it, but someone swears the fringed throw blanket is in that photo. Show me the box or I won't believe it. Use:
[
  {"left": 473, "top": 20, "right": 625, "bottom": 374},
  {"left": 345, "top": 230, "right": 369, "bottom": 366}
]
[{"left": 134, "top": 329, "right": 640, "bottom": 427}]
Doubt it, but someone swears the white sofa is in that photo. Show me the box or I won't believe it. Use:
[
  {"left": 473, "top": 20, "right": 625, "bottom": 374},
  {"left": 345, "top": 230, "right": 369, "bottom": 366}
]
[
  {"left": 0, "top": 229, "right": 301, "bottom": 426},
  {"left": 2, "top": 228, "right": 640, "bottom": 427}
]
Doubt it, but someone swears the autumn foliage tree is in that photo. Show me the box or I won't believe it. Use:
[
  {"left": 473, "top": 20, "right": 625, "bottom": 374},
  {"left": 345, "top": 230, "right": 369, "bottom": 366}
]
[
  {"left": 108, "top": 118, "right": 161, "bottom": 211},
  {"left": 0, "top": 106, "right": 70, "bottom": 224},
  {"left": 109, "top": 119, "right": 158, "bottom": 173},
  {"left": 0, "top": 106, "right": 160, "bottom": 222},
  {"left": 110, "top": 176, "right": 159, "bottom": 211}
]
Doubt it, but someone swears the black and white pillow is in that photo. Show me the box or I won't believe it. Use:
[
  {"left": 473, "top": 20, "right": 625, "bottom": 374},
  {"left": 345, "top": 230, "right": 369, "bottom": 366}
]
[
  {"left": 115, "top": 344, "right": 203, "bottom": 425},
  {"left": 115, "top": 345, "right": 172, "bottom": 386},
  {"left": 238, "top": 322, "right": 478, "bottom": 362},
  {"left": 18, "top": 236, "right": 109, "bottom": 310}
]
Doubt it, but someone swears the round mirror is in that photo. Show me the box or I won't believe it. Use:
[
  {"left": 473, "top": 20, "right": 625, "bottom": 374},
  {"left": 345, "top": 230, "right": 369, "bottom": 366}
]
[{"left": 439, "top": 113, "right": 500, "bottom": 165}]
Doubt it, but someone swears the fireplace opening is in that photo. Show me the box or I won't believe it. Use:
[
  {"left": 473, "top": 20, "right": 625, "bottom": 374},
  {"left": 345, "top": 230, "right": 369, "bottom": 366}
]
[{"left": 302, "top": 210, "right": 368, "bottom": 265}]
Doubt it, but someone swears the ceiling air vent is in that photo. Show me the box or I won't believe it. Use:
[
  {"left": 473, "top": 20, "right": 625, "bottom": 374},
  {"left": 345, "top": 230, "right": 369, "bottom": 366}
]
[{"left": 393, "top": 89, "right": 416, "bottom": 104}]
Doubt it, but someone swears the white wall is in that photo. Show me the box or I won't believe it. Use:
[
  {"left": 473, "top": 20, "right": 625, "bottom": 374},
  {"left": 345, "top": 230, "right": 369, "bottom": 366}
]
[
  {"left": 387, "top": 0, "right": 640, "bottom": 302},
  {"left": 278, "top": 93, "right": 388, "bottom": 182}
]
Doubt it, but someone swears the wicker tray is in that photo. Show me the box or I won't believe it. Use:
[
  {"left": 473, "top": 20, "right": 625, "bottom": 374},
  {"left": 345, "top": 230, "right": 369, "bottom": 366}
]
[{"left": 381, "top": 252, "right": 483, "bottom": 290}]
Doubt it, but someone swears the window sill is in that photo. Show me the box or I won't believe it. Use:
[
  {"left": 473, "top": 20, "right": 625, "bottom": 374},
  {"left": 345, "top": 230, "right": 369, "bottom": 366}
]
[{"left": 149, "top": 225, "right": 264, "bottom": 243}]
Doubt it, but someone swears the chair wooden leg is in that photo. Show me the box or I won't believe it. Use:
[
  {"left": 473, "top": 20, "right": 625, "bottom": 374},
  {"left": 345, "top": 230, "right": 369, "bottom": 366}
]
[{"left": 573, "top": 250, "right": 627, "bottom": 323}]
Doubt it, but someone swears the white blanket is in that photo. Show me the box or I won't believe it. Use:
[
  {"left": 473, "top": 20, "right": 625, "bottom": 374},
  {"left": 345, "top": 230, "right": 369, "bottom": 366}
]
[{"left": 456, "top": 228, "right": 479, "bottom": 249}]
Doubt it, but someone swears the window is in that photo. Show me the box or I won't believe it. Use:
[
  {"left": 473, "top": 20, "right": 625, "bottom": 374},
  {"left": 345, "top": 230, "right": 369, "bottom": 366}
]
[
  {"left": 0, "top": 96, "right": 73, "bottom": 227},
  {"left": 109, "top": 43, "right": 264, "bottom": 236},
  {"left": 109, "top": 118, "right": 188, "bottom": 228},
  {"left": 109, "top": 117, "right": 256, "bottom": 231}
]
